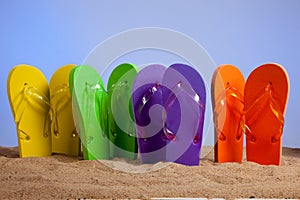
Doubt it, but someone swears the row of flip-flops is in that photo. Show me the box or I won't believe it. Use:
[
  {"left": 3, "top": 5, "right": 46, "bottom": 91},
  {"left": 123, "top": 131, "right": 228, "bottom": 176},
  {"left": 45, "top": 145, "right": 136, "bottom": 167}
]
[{"left": 7, "top": 63, "right": 289, "bottom": 166}]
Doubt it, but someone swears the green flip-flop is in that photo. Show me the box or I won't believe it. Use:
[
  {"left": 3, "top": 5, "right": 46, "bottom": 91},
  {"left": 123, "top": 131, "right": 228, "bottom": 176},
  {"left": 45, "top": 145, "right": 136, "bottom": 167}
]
[
  {"left": 107, "top": 63, "right": 138, "bottom": 159},
  {"left": 69, "top": 65, "right": 109, "bottom": 160}
]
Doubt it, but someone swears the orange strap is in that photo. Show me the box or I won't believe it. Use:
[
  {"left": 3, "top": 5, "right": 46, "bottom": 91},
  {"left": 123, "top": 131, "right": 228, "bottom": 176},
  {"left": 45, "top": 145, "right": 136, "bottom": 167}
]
[
  {"left": 242, "top": 83, "right": 284, "bottom": 142},
  {"left": 214, "top": 84, "right": 244, "bottom": 141}
]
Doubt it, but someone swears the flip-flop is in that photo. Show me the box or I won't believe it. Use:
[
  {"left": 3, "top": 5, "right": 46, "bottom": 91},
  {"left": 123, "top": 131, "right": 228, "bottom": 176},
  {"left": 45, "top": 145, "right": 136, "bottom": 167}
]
[
  {"left": 69, "top": 65, "right": 109, "bottom": 160},
  {"left": 244, "top": 63, "right": 289, "bottom": 165},
  {"left": 49, "top": 64, "right": 80, "bottom": 156},
  {"left": 132, "top": 64, "right": 167, "bottom": 164},
  {"left": 211, "top": 64, "right": 245, "bottom": 163},
  {"left": 7, "top": 64, "right": 52, "bottom": 157},
  {"left": 107, "top": 63, "right": 139, "bottom": 159},
  {"left": 69, "top": 66, "right": 88, "bottom": 157},
  {"left": 162, "top": 63, "right": 206, "bottom": 166}
]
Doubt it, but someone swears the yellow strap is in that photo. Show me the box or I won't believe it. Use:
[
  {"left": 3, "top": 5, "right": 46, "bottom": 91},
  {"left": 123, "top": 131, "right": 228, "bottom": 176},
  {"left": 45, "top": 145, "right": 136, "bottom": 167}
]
[
  {"left": 50, "top": 84, "right": 75, "bottom": 137},
  {"left": 14, "top": 84, "right": 50, "bottom": 140}
]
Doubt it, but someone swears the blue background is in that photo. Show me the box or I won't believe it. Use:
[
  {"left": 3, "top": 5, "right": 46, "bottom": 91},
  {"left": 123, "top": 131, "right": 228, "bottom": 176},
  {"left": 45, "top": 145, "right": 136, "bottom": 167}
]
[{"left": 1, "top": 0, "right": 299, "bottom": 147}]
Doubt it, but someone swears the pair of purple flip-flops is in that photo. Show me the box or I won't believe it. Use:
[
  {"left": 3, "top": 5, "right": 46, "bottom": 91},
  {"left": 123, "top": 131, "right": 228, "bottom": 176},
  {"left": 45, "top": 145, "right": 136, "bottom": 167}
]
[{"left": 132, "top": 63, "right": 206, "bottom": 166}]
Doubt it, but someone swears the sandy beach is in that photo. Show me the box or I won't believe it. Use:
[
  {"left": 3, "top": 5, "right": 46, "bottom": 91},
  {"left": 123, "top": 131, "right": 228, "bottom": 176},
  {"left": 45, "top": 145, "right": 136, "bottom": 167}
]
[{"left": 0, "top": 146, "right": 299, "bottom": 199}]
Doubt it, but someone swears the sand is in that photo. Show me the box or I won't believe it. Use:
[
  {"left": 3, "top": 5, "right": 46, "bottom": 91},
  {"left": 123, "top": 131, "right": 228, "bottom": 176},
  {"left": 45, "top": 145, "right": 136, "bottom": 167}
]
[{"left": 0, "top": 146, "right": 299, "bottom": 199}]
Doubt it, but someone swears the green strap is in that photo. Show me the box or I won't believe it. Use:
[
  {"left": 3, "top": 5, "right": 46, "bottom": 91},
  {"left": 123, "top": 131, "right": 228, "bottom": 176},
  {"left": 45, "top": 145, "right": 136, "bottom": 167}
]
[{"left": 108, "top": 81, "right": 135, "bottom": 138}]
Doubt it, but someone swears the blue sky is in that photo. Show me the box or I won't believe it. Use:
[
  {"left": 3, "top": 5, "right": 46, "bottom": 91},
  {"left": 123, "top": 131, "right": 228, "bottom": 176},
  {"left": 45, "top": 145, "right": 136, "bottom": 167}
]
[{"left": 1, "top": 0, "right": 299, "bottom": 147}]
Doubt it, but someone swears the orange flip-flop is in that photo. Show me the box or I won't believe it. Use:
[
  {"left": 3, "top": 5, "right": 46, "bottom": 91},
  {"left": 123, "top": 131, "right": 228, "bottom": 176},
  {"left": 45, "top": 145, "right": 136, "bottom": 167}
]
[
  {"left": 211, "top": 64, "right": 245, "bottom": 163},
  {"left": 244, "top": 63, "right": 289, "bottom": 165}
]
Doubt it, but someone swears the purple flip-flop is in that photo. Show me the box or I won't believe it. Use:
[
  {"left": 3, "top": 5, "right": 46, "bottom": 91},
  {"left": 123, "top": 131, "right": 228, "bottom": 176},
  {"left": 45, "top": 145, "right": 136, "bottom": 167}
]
[
  {"left": 162, "top": 63, "right": 206, "bottom": 166},
  {"left": 132, "top": 64, "right": 167, "bottom": 164}
]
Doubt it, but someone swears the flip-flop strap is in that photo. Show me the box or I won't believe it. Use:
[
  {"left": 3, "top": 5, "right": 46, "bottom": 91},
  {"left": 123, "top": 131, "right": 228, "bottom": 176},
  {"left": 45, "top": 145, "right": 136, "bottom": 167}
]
[
  {"left": 85, "top": 82, "right": 106, "bottom": 143},
  {"left": 242, "top": 83, "right": 284, "bottom": 142},
  {"left": 163, "top": 81, "right": 205, "bottom": 143},
  {"left": 95, "top": 84, "right": 108, "bottom": 136},
  {"left": 213, "top": 85, "right": 245, "bottom": 141},
  {"left": 137, "top": 82, "right": 160, "bottom": 140},
  {"left": 50, "top": 84, "right": 77, "bottom": 138},
  {"left": 108, "top": 81, "right": 134, "bottom": 137},
  {"left": 15, "top": 84, "right": 50, "bottom": 141}
]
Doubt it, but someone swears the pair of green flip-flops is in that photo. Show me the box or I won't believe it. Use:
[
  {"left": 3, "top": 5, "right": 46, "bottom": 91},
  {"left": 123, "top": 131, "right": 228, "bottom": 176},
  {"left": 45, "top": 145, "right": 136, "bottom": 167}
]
[{"left": 69, "top": 63, "right": 138, "bottom": 160}]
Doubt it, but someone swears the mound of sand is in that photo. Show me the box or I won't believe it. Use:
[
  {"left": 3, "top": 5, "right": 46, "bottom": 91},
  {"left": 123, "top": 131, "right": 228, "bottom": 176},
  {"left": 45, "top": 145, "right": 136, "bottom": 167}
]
[{"left": 0, "top": 146, "right": 299, "bottom": 199}]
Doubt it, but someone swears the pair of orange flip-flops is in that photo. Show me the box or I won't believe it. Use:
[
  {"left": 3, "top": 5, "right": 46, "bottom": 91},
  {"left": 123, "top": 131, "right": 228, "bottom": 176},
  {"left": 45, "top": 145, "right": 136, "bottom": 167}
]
[{"left": 212, "top": 63, "right": 289, "bottom": 165}]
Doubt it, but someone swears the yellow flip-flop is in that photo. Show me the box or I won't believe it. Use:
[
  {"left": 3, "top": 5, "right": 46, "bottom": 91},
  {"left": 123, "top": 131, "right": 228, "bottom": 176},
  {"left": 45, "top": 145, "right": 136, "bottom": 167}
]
[
  {"left": 49, "top": 64, "right": 80, "bottom": 156},
  {"left": 7, "top": 64, "right": 52, "bottom": 157}
]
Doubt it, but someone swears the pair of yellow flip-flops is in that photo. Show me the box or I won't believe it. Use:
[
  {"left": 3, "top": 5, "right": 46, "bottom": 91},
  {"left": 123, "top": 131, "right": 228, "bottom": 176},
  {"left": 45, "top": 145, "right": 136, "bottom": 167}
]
[{"left": 7, "top": 64, "right": 79, "bottom": 158}]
